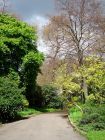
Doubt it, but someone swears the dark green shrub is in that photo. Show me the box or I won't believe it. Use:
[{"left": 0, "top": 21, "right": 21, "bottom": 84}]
[
  {"left": 0, "top": 72, "right": 25, "bottom": 122},
  {"left": 27, "top": 85, "right": 44, "bottom": 108},
  {"left": 47, "top": 96, "right": 62, "bottom": 109},
  {"left": 79, "top": 104, "right": 105, "bottom": 131},
  {"left": 42, "top": 85, "right": 62, "bottom": 109},
  {"left": 80, "top": 113, "right": 100, "bottom": 125},
  {"left": 92, "top": 122, "right": 105, "bottom": 130}
]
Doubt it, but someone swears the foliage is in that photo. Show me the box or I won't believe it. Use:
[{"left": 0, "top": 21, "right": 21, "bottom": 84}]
[
  {"left": 0, "top": 13, "right": 37, "bottom": 75},
  {"left": 29, "top": 85, "right": 44, "bottom": 108},
  {"left": 0, "top": 13, "right": 45, "bottom": 121},
  {"left": 42, "top": 85, "right": 62, "bottom": 109},
  {"left": 0, "top": 71, "right": 26, "bottom": 122},
  {"left": 79, "top": 104, "right": 105, "bottom": 131},
  {"left": 21, "top": 51, "right": 44, "bottom": 87},
  {"left": 69, "top": 105, "right": 105, "bottom": 140},
  {"left": 21, "top": 52, "right": 44, "bottom": 107},
  {"left": 62, "top": 57, "right": 105, "bottom": 104},
  {"left": 79, "top": 57, "right": 105, "bottom": 103},
  {"left": 54, "top": 64, "right": 80, "bottom": 92},
  {"left": 54, "top": 64, "right": 81, "bottom": 107}
]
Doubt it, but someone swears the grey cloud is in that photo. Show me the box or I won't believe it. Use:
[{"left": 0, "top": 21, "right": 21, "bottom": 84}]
[
  {"left": 9, "top": 0, "right": 55, "bottom": 20},
  {"left": 7, "top": 0, "right": 105, "bottom": 22}
]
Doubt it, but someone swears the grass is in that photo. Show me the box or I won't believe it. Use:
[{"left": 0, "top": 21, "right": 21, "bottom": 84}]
[
  {"left": 36, "top": 108, "right": 61, "bottom": 113},
  {"left": 0, "top": 107, "right": 60, "bottom": 124},
  {"left": 18, "top": 107, "right": 60, "bottom": 118},
  {"left": 17, "top": 108, "right": 41, "bottom": 118},
  {"left": 68, "top": 106, "right": 105, "bottom": 140},
  {"left": 87, "top": 131, "right": 105, "bottom": 140},
  {"left": 69, "top": 108, "right": 82, "bottom": 124}
]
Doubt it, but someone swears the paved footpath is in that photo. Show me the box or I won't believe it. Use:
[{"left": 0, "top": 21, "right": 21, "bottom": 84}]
[{"left": 0, "top": 113, "right": 86, "bottom": 140}]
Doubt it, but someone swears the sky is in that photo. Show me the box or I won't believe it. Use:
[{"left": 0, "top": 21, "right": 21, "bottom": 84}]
[
  {"left": 7, "top": 0, "right": 55, "bottom": 52},
  {"left": 9, "top": 0, "right": 55, "bottom": 24},
  {"left": 4, "top": 0, "right": 105, "bottom": 52},
  {"left": 8, "top": 0, "right": 105, "bottom": 23}
]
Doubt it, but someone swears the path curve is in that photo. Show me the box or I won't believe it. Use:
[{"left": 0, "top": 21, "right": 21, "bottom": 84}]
[{"left": 0, "top": 112, "right": 86, "bottom": 140}]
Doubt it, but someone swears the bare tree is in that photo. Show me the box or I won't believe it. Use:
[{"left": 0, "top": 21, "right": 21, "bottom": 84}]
[
  {"left": 92, "top": 14, "right": 105, "bottom": 59},
  {"left": 0, "top": 0, "right": 8, "bottom": 13},
  {"left": 37, "top": 58, "right": 63, "bottom": 86},
  {"left": 43, "top": 0, "right": 103, "bottom": 103}
]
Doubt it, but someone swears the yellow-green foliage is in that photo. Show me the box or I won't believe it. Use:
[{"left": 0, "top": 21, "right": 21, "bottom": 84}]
[
  {"left": 79, "top": 57, "right": 105, "bottom": 103},
  {"left": 54, "top": 64, "right": 80, "bottom": 93}
]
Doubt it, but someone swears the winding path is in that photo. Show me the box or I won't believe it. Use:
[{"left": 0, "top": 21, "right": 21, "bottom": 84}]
[{"left": 0, "top": 112, "right": 86, "bottom": 140}]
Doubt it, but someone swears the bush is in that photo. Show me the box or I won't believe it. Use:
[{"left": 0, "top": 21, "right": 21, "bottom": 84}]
[
  {"left": 0, "top": 72, "right": 25, "bottom": 122},
  {"left": 79, "top": 104, "right": 105, "bottom": 131},
  {"left": 93, "top": 123, "right": 105, "bottom": 130},
  {"left": 80, "top": 113, "right": 100, "bottom": 124},
  {"left": 42, "top": 85, "right": 62, "bottom": 109},
  {"left": 29, "top": 85, "right": 44, "bottom": 108}
]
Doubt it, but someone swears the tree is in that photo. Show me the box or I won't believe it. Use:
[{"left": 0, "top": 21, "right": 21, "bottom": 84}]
[
  {"left": 21, "top": 51, "right": 44, "bottom": 107},
  {"left": 79, "top": 57, "right": 105, "bottom": 103},
  {"left": 0, "top": 13, "right": 37, "bottom": 75},
  {"left": 0, "top": 0, "right": 8, "bottom": 13},
  {"left": 37, "top": 57, "right": 63, "bottom": 85},
  {"left": 44, "top": 0, "right": 101, "bottom": 66},
  {"left": 42, "top": 85, "right": 62, "bottom": 109},
  {"left": 44, "top": 0, "right": 103, "bottom": 103},
  {"left": 54, "top": 64, "right": 80, "bottom": 107},
  {"left": 0, "top": 13, "right": 44, "bottom": 108},
  {"left": 91, "top": 14, "right": 105, "bottom": 59}
]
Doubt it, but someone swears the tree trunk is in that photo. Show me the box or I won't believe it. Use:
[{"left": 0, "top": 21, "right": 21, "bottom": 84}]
[
  {"left": 78, "top": 50, "right": 88, "bottom": 103},
  {"left": 80, "top": 77, "right": 86, "bottom": 103}
]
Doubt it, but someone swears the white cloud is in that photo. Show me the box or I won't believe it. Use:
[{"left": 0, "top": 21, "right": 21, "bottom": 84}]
[
  {"left": 25, "top": 15, "right": 49, "bottom": 54},
  {"left": 25, "top": 15, "right": 49, "bottom": 27}
]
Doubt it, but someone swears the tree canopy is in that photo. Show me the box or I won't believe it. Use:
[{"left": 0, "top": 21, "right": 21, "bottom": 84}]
[
  {"left": 0, "top": 13, "right": 37, "bottom": 75},
  {"left": 0, "top": 13, "right": 44, "bottom": 118}
]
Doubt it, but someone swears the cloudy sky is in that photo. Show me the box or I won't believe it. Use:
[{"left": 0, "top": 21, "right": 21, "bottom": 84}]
[
  {"left": 8, "top": 0, "right": 105, "bottom": 24},
  {"left": 9, "top": 0, "right": 55, "bottom": 25},
  {"left": 7, "top": 0, "right": 105, "bottom": 27},
  {"left": 5, "top": 0, "right": 105, "bottom": 52},
  {"left": 7, "top": 0, "right": 55, "bottom": 52}
]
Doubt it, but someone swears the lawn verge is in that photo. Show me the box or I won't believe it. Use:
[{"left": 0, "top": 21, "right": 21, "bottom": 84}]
[
  {"left": 18, "top": 107, "right": 61, "bottom": 118},
  {"left": 68, "top": 106, "right": 105, "bottom": 140}
]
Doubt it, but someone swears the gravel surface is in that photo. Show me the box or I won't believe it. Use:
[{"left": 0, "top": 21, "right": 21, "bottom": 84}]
[{"left": 0, "top": 112, "right": 86, "bottom": 140}]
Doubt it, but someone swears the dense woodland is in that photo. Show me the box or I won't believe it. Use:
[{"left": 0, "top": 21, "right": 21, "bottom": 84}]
[{"left": 0, "top": 0, "right": 105, "bottom": 140}]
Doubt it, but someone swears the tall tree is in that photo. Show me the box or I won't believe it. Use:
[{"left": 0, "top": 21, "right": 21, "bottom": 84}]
[
  {"left": 0, "top": 13, "right": 37, "bottom": 75},
  {"left": 0, "top": 13, "right": 44, "bottom": 107},
  {"left": 44, "top": 0, "right": 101, "bottom": 66},
  {"left": 44, "top": 0, "right": 103, "bottom": 102},
  {"left": 0, "top": 0, "right": 8, "bottom": 13},
  {"left": 21, "top": 52, "right": 44, "bottom": 107}
]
